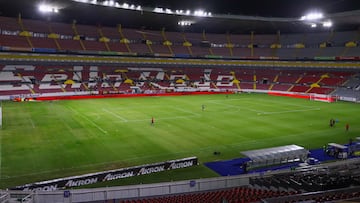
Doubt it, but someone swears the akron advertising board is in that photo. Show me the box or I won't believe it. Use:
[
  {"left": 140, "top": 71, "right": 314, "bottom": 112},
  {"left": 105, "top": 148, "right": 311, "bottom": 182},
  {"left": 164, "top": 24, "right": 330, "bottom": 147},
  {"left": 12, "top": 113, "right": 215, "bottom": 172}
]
[{"left": 12, "top": 157, "right": 198, "bottom": 191}]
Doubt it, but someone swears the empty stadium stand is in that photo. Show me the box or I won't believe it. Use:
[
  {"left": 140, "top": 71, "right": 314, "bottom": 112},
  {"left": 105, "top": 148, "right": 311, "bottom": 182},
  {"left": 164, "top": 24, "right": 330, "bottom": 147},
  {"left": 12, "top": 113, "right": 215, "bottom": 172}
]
[
  {"left": 0, "top": 64, "right": 358, "bottom": 100},
  {"left": 119, "top": 187, "right": 299, "bottom": 203},
  {"left": 1, "top": 16, "right": 359, "bottom": 59}
]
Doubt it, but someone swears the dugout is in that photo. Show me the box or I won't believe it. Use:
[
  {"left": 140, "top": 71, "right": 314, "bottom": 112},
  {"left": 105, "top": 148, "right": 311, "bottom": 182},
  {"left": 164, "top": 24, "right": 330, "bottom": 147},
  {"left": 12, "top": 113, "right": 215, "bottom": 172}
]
[
  {"left": 241, "top": 145, "right": 309, "bottom": 169},
  {"left": 326, "top": 143, "right": 348, "bottom": 159}
]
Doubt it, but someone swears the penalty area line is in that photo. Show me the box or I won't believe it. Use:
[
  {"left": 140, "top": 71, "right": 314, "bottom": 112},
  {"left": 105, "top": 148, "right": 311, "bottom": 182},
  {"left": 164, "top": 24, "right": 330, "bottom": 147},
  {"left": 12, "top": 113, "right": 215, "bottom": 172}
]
[
  {"left": 102, "top": 108, "right": 128, "bottom": 122},
  {"left": 67, "top": 106, "right": 108, "bottom": 134},
  {"left": 114, "top": 115, "right": 198, "bottom": 123},
  {"left": 257, "top": 108, "right": 321, "bottom": 115},
  {"left": 28, "top": 118, "right": 36, "bottom": 128},
  {"left": 171, "top": 107, "right": 201, "bottom": 116}
]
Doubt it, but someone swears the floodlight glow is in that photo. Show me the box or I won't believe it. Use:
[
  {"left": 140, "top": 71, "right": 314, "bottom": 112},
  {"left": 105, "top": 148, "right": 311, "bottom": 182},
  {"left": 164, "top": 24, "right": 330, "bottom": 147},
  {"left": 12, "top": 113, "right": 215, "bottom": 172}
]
[
  {"left": 194, "top": 10, "right": 205, "bottom": 16},
  {"left": 300, "top": 12, "right": 323, "bottom": 21},
  {"left": 178, "top": 20, "right": 193, "bottom": 26},
  {"left": 311, "top": 23, "right": 317, "bottom": 28},
  {"left": 323, "top": 21, "right": 332, "bottom": 27},
  {"left": 186, "top": 10, "right": 191, "bottom": 15},
  {"left": 165, "top": 8, "right": 173, "bottom": 14},
  {"left": 109, "top": 0, "right": 114, "bottom": 6},
  {"left": 38, "top": 4, "right": 59, "bottom": 13},
  {"left": 154, "top": 7, "right": 164, "bottom": 13},
  {"left": 122, "top": 3, "right": 129, "bottom": 9},
  {"left": 74, "top": 0, "right": 89, "bottom": 3},
  {"left": 39, "top": 4, "right": 51, "bottom": 12}
]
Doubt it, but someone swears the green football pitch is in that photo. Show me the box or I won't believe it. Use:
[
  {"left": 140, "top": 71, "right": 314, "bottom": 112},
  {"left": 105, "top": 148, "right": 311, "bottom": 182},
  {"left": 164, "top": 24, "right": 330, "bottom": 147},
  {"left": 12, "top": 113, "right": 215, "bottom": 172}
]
[{"left": 0, "top": 93, "right": 359, "bottom": 189}]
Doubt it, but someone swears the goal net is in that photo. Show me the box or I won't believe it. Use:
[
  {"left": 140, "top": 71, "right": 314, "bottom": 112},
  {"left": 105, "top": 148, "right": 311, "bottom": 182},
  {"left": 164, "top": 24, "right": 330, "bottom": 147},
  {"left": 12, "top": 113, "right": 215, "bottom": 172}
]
[{"left": 309, "top": 94, "right": 337, "bottom": 103}]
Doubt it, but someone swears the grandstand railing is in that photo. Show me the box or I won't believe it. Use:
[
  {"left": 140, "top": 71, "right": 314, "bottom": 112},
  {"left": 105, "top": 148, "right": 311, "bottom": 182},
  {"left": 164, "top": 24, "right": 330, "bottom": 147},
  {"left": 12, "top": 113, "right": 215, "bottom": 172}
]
[{"left": 0, "top": 192, "right": 10, "bottom": 203}]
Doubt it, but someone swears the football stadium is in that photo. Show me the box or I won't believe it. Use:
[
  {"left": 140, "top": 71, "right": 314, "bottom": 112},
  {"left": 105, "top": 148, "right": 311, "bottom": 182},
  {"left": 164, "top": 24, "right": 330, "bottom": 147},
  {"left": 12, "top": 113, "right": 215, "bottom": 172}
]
[{"left": 0, "top": 0, "right": 360, "bottom": 202}]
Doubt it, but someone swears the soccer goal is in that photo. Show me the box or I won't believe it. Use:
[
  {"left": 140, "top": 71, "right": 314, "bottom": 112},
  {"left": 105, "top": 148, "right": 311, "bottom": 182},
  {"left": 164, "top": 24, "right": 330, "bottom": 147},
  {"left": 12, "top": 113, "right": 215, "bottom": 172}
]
[{"left": 309, "top": 93, "right": 337, "bottom": 103}]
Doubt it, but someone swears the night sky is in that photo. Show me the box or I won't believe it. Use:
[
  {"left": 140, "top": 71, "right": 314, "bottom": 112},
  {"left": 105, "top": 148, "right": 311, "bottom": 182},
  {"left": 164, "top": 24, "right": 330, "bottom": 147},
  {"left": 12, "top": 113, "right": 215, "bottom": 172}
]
[
  {"left": 1, "top": 0, "right": 359, "bottom": 18},
  {"left": 134, "top": 0, "right": 360, "bottom": 17},
  {"left": 0, "top": 0, "right": 359, "bottom": 33}
]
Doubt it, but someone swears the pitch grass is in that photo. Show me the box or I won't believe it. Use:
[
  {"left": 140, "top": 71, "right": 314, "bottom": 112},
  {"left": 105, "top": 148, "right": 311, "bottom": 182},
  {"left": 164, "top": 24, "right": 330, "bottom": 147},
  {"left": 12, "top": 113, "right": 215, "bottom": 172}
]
[{"left": 0, "top": 93, "right": 359, "bottom": 189}]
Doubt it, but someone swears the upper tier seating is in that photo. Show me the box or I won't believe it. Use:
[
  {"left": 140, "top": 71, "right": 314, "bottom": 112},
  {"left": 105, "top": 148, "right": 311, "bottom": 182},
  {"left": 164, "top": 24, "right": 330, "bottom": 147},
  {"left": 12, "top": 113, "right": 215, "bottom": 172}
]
[{"left": 1, "top": 16, "right": 359, "bottom": 59}]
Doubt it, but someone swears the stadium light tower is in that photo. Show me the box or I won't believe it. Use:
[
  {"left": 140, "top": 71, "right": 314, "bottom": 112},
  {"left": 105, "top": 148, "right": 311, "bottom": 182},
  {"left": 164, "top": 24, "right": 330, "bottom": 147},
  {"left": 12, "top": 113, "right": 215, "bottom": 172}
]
[
  {"left": 323, "top": 20, "right": 332, "bottom": 28},
  {"left": 300, "top": 12, "right": 323, "bottom": 21},
  {"left": 38, "top": 4, "right": 59, "bottom": 13},
  {"left": 300, "top": 10, "right": 334, "bottom": 29}
]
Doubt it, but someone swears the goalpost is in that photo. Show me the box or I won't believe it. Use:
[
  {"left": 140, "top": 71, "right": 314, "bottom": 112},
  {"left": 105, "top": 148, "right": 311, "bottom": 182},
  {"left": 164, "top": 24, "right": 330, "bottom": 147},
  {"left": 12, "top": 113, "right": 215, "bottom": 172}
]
[{"left": 309, "top": 93, "right": 337, "bottom": 103}]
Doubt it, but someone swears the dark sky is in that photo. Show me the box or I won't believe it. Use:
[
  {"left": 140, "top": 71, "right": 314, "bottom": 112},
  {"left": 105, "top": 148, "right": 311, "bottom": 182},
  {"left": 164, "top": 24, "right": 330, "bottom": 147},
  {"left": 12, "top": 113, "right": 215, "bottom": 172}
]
[
  {"left": 0, "top": 0, "right": 359, "bottom": 33},
  {"left": 1, "top": 0, "right": 359, "bottom": 18},
  {"left": 130, "top": 0, "right": 359, "bottom": 17}
]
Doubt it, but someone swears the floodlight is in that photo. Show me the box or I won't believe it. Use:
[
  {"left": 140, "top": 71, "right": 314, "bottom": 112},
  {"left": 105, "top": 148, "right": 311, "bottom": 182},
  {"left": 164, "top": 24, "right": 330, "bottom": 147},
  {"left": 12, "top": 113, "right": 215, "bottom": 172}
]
[
  {"left": 194, "top": 10, "right": 205, "bottom": 16},
  {"left": 154, "top": 7, "right": 164, "bottom": 13},
  {"left": 178, "top": 20, "right": 193, "bottom": 26},
  {"left": 39, "top": 4, "right": 51, "bottom": 13},
  {"left": 38, "top": 4, "right": 59, "bottom": 13},
  {"left": 165, "top": 8, "right": 173, "bottom": 14},
  {"left": 300, "top": 12, "right": 323, "bottom": 21},
  {"left": 323, "top": 21, "right": 332, "bottom": 27},
  {"left": 311, "top": 23, "right": 317, "bottom": 28},
  {"left": 122, "top": 3, "right": 129, "bottom": 9},
  {"left": 74, "top": 0, "right": 89, "bottom": 3}
]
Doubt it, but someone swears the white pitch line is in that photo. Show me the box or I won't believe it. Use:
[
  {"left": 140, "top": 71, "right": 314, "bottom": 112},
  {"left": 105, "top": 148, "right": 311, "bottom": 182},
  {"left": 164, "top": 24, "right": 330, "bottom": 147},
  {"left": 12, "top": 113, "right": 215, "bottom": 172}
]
[
  {"left": 208, "top": 98, "right": 245, "bottom": 102},
  {"left": 114, "top": 115, "right": 198, "bottom": 123},
  {"left": 171, "top": 107, "right": 201, "bottom": 116},
  {"left": 67, "top": 106, "right": 108, "bottom": 134},
  {"left": 28, "top": 118, "right": 36, "bottom": 128},
  {"left": 209, "top": 100, "right": 262, "bottom": 113},
  {"left": 0, "top": 125, "right": 339, "bottom": 180},
  {"left": 102, "top": 108, "right": 128, "bottom": 122},
  {"left": 253, "top": 98, "right": 318, "bottom": 109},
  {"left": 257, "top": 108, "right": 321, "bottom": 115}
]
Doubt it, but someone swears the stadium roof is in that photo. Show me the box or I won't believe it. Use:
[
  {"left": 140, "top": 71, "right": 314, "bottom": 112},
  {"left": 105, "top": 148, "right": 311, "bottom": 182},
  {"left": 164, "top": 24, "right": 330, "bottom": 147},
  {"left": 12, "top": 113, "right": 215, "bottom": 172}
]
[{"left": 0, "top": 0, "right": 359, "bottom": 34}]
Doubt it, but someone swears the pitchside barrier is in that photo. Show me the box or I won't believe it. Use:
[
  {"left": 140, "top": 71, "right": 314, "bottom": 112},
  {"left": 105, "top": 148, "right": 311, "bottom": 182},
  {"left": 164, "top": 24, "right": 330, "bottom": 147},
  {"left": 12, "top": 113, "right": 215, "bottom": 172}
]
[
  {"left": 266, "top": 91, "right": 337, "bottom": 102},
  {"left": 3, "top": 89, "right": 349, "bottom": 103},
  {"left": 11, "top": 157, "right": 198, "bottom": 192},
  {"left": 2, "top": 158, "right": 358, "bottom": 203}
]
